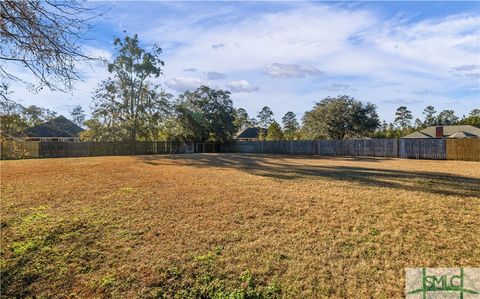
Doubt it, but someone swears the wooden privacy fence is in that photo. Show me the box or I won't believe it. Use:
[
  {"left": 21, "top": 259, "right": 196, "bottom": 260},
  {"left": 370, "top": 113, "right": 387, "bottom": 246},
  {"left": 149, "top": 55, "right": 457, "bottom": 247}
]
[
  {"left": 222, "top": 138, "right": 479, "bottom": 161},
  {"left": 446, "top": 138, "right": 480, "bottom": 161},
  {"left": 0, "top": 140, "right": 40, "bottom": 159},
  {"left": 399, "top": 138, "right": 446, "bottom": 160},
  {"left": 1, "top": 138, "right": 479, "bottom": 161},
  {"left": 1, "top": 141, "right": 188, "bottom": 159},
  {"left": 223, "top": 139, "right": 401, "bottom": 157}
]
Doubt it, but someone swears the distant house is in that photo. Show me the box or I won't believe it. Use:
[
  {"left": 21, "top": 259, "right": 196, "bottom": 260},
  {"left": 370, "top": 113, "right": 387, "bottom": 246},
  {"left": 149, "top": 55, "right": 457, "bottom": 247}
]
[
  {"left": 23, "top": 115, "right": 84, "bottom": 142},
  {"left": 235, "top": 127, "right": 267, "bottom": 141},
  {"left": 403, "top": 125, "right": 480, "bottom": 139}
]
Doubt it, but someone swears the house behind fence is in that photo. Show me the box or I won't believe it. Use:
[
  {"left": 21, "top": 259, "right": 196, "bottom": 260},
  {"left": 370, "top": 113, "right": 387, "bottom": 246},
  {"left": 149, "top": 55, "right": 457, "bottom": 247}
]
[{"left": 219, "top": 138, "right": 477, "bottom": 161}]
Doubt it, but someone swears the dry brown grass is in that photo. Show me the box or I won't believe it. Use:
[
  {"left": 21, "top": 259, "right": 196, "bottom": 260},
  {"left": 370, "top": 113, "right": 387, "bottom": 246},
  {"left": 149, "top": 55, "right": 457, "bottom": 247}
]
[{"left": 1, "top": 154, "right": 479, "bottom": 298}]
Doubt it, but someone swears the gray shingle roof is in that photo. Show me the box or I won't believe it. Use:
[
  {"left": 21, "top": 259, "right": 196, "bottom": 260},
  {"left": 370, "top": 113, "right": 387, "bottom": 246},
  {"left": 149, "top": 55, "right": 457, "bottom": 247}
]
[
  {"left": 236, "top": 127, "right": 266, "bottom": 139},
  {"left": 447, "top": 131, "right": 475, "bottom": 138},
  {"left": 24, "top": 115, "right": 84, "bottom": 137},
  {"left": 403, "top": 131, "right": 431, "bottom": 139}
]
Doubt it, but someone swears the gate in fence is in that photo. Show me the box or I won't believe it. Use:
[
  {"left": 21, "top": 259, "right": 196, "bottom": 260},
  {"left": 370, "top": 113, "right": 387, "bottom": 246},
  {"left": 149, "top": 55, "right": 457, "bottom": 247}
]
[{"left": 194, "top": 143, "right": 222, "bottom": 153}]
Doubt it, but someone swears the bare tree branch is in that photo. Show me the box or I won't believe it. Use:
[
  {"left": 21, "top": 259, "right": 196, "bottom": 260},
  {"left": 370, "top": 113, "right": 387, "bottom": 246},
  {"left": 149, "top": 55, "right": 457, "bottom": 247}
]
[{"left": 0, "top": 0, "right": 101, "bottom": 93}]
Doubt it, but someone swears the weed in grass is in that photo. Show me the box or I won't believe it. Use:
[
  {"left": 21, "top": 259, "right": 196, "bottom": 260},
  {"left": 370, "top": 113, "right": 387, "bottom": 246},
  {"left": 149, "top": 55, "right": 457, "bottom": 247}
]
[
  {"left": 240, "top": 270, "right": 255, "bottom": 288},
  {"left": 100, "top": 274, "right": 116, "bottom": 288},
  {"left": 339, "top": 242, "right": 354, "bottom": 253},
  {"left": 166, "top": 266, "right": 182, "bottom": 279},
  {"left": 369, "top": 227, "right": 380, "bottom": 236},
  {"left": 196, "top": 252, "right": 216, "bottom": 266},
  {"left": 363, "top": 247, "right": 377, "bottom": 258},
  {"left": 11, "top": 240, "right": 38, "bottom": 255},
  {"left": 214, "top": 245, "right": 223, "bottom": 256}
]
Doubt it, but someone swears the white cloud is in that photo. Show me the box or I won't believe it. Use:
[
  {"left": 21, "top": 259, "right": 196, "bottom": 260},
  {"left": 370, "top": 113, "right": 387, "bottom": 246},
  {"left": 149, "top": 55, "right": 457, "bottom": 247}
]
[
  {"left": 207, "top": 71, "right": 227, "bottom": 80},
  {"left": 83, "top": 46, "right": 112, "bottom": 62},
  {"left": 451, "top": 64, "right": 480, "bottom": 79},
  {"left": 165, "top": 77, "right": 204, "bottom": 92},
  {"left": 226, "top": 80, "right": 259, "bottom": 93},
  {"left": 465, "top": 72, "right": 480, "bottom": 78},
  {"left": 368, "top": 14, "right": 480, "bottom": 73},
  {"left": 381, "top": 99, "right": 424, "bottom": 105},
  {"left": 145, "top": 5, "right": 478, "bottom": 120},
  {"left": 147, "top": 4, "right": 375, "bottom": 72},
  {"left": 183, "top": 68, "right": 198, "bottom": 72},
  {"left": 211, "top": 43, "right": 226, "bottom": 49},
  {"left": 148, "top": 4, "right": 478, "bottom": 90},
  {"left": 325, "top": 83, "right": 356, "bottom": 92},
  {"left": 8, "top": 3, "right": 479, "bottom": 123},
  {"left": 452, "top": 64, "right": 479, "bottom": 72},
  {"left": 411, "top": 89, "right": 438, "bottom": 95},
  {"left": 264, "top": 63, "right": 323, "bottom": 78}
]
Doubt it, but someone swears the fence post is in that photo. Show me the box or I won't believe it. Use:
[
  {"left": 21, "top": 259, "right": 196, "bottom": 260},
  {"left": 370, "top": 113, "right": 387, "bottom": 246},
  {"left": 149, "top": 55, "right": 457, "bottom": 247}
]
[
  {"left": 398, "top": 138, "right": 404, "bottom": 158},
  {"left": 382, "top": 139, "right": 385, "bottom": 157}
]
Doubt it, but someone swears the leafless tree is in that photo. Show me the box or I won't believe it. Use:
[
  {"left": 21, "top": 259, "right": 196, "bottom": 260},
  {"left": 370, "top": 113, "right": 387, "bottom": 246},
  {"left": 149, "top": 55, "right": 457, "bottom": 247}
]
[{"left": 0, "top": 0, "right": 98, "bottom": 96}]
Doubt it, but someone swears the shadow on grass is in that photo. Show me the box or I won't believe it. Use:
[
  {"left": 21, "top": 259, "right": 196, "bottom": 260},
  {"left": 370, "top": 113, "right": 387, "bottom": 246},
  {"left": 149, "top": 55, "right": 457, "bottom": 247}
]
[{"left": 140, "top": 154, "right": 480, "bottom": 197}]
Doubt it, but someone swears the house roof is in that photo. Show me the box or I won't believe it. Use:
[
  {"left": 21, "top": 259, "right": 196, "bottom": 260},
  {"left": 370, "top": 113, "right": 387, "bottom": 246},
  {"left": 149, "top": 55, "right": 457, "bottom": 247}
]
[
  {"left": 403, "top": 125, "right": 480, "bottom": 138},
  {"left": 402, "top": 131, "right": 431, "bottom": 139},
  {"left": 447, "top": 131, "right": 476, "bottom": 139},
  {"left": 236, "top": 127, "right": 266, "bottom": 139},
  {"left": 24, "top": 115, "right": 84, "bottom": 137}
]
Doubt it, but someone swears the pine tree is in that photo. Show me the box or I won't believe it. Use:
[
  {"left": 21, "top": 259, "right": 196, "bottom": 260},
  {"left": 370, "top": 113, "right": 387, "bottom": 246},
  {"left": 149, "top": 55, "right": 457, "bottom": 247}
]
[
  {"left": 257, "top": 106, "right": 274, "bottom": 128},
  {"left": 394, "top": 106, "right": 413, "bottom": 129},
  {"left": 282, "top": 111, "right": 299, "bottom": 140},
  {"left": 266, "top": 120, "right": 284, "bottom": 140},
  {"left": 422, "top": 106, "right": 436, "bottom": 126}
]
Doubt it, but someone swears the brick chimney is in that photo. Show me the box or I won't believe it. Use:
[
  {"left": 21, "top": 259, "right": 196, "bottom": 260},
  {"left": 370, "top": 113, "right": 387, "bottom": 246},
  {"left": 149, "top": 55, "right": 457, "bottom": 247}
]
[{"left": 435, "top": 126, "right": 444, "bottom": 138}]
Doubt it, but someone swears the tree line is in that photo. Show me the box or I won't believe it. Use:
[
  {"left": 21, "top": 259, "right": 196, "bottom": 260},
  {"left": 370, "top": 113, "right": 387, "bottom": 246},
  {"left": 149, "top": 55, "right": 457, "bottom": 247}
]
[{"left": 1, "top": 33, "right": 479, "bottom": 143}]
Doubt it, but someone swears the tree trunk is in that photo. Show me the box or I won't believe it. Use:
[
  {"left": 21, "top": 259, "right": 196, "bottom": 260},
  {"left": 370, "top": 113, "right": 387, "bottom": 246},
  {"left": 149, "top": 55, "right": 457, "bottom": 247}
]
[{"left": 130, "top": 126, "right": 136, "bottom": 154}]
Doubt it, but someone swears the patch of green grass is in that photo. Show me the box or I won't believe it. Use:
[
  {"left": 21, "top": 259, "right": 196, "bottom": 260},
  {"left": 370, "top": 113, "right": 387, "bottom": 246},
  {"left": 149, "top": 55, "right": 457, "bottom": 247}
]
[
  {"left": 100, "top": 274, "right": 116, "bottom": 288},
  {"left": 22, "top": 212, "right": 48, "bottom": 223},
  {"left": 149, "top": 249, "right": 282, "bottom": 298},
  {"left": 11, "top": 240, "right": 38, "bottom": 255},
  {"left": 1, "top": 215, "right": 107, "bottom": 298},
  {"left": 369, "top": 227, "right": 380, "bottom": 236}
]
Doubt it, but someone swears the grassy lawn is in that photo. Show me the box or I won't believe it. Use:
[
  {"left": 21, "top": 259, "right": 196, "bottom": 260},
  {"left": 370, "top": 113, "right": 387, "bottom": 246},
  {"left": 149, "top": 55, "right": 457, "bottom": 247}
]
[{"left": 1, "top": 154, "right": 479, "bottom": 298}]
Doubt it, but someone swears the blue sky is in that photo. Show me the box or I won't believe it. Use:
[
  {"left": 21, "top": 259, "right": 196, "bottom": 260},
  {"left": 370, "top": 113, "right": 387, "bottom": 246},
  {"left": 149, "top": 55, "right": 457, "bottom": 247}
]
[{"left": 8, "top": 1, "right": 480, "bottom": 123}]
